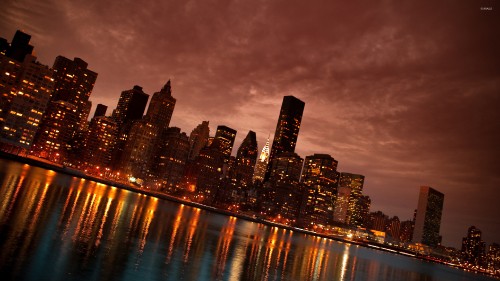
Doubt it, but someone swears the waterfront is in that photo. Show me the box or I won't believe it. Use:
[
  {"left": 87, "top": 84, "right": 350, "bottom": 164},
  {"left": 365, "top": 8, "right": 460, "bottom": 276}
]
[{"left": 0, "top": 158, "right": 495, "bottom": 281}]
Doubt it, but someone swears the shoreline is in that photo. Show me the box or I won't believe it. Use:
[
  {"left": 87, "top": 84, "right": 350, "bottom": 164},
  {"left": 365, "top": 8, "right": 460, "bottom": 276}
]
[{"left": 0, "top": 151, "right": 497, "bottom": 279}]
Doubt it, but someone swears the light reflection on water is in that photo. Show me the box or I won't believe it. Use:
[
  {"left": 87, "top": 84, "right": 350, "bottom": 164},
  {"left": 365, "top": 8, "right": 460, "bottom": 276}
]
[{"left": 0, "top": 159, "right": 495, "bottom": 281}]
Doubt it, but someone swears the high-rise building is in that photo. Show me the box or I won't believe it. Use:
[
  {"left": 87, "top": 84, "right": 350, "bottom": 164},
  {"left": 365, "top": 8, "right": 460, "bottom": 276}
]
[
  {"left": 151, "top": 127, "right": 189, "bottom": 193},
  {"left": 487, "top": 243, "right": 500, "bottom": 272},
  {"left": 462, "top": 226, "right": 486, "bottom": 265},
  {"left": 265, "top": 95, "right": 305, "bottom": 181},
  {"left": 111, "top": 85, "right": 149, "bottom": 129},
  {"left": 412, "top": 186, "right": 444, "bottom": 247},
  {"left": 299, "top": 154, "right": 339, "bottom": 228},
  {"left": 93, "top": 104, "right": 107, "bottom": 118},
  {"left": 31, "top": 101, "right": 78, "bottom": 162},
  {"left": 340, "top": 172, "right": 366, "bottom": 227},
  {"left": 399, "top": 220, "right": 415, "bottom": 242},
  {"left": 253, "top": 136, "right": 270, "bottom": 183},
  {"left": 212, "top": 125, "right": 237, "bottom": 161},
  {"left": 5, "top": 30, "right": 33, "bottom": 62},
  {"left": 0, "top": 53, "right": 54, "bottom": 152},
  {"left": 188, "top": 121, "right": 210, "bottom": 160},
  {"left": 333, "top": 186, "right": 351, "bottom": 224},
  {"left": 231, "top": 131, "right": 258, "bottom": 188},
  {"left": 386, "top": 216, "right": 401, "bottom": 241},
  {"left": 110, "top": 85, "right": 149, "bottom": 168},
  {"left": 81, "top": 116, "right": 118, "bottom": 170},
  {"left": 143, "top": 80, "right": 176, "bottom": 130},
  {"left": 51, "top": 56, "right": 97, "bottom": 133}
]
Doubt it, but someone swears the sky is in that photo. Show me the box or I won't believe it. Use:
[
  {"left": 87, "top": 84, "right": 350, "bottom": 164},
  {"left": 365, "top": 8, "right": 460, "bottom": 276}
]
[{"left": 1, "top": 0, "right": 499, "bottom": 248}]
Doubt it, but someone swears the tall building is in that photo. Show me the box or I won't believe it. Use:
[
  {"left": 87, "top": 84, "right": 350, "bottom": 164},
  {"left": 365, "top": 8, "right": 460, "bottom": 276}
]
[
  {"left": 110, "top": 85, "right": 149, "bottom": 168},
  {"left": 231, "top": 131, "right": 258, "bottom": 188},
  {"left": 265, "top": 95, "right": 305, "bottom": 181},
  {"left": 0, "top": 53, "right": 54, "bottom": 152},
  {"left": 4, "top": 30, "right": 33, "bottom": 62},
  {"left": 93, "top": 104, "right": 107, "bottom": 118},
  {"left": 31, "top": 101, "right": 78, "bottom": 162},
  {"left": 151, "top": 127, "right": 189, "bottom": 193},
  {"left": 299, "top": 154, "right": 339, "bottom": 228},
  {"left": 143, "top": 80, "right": 176, "bottom": 130},
  {"left": 81, "top": 116, "right": 118, "bottom": 170},
  {"left": 462, "top": 226, "right": 486, "bottom": 265},
  {"left": 111, "top": 85, "right": 149, "bottom": 129},
  {"left": 51, "top": 56, "right": 97, "bottom": 133},
  {"left": 252, "top": 136, "right": 270, "bottom": 183},
  {"left": 333, "top": 186, "right": 351, "bottom": 223},
  {"left": 188, "top": 121, "right": 210, "bottom": 160},
  {"left": 340, "top": 172, "right": 366, "bottom": 227},
  {"left": 412, "top": 186, "right": 444, "bottom": 247},
  {"left": 212, "top": 125, "right": 237, "bottom": 161}
]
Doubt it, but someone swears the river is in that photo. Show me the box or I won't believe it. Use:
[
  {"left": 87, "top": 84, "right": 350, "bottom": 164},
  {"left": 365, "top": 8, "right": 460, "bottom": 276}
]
[{"left": 0, "top": 158, "right": 494, "bottom": 281}]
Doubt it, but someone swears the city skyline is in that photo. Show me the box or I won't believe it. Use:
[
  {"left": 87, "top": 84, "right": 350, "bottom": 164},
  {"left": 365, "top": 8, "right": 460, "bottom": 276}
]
[{"left": 1, "top": 1, "right": 499, "bottom": 248}]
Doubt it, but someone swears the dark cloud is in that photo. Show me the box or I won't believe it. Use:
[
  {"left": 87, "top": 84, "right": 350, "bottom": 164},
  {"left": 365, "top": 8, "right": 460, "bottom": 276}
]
[{"left": 1, "top": 0, "right": 499, "bottom": 247}]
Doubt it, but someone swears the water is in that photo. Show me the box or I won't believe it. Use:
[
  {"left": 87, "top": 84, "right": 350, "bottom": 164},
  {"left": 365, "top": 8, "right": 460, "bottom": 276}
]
[{"left": 0, "top": 158, "right": 495, "bottom": 281}]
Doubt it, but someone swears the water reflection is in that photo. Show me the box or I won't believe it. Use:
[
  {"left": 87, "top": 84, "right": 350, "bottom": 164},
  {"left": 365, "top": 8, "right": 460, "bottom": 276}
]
[{"left": 0, "top": 159, "right": 496, "bottom": 281}]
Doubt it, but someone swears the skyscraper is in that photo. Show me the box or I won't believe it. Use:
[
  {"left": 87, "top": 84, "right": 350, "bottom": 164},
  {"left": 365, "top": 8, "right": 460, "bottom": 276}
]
[
  {"left": 143, "top": 80, "right": 176, "bottom": 130},
  {"left": 51, "top": 56, "right": 97, "bottom": 133},
  {"left": 253, "top": 136, "right": 270, "bottom": 183},
  {"left": 212, "top": 125, "right": 237, "bottom": 161},
  {"left": 188, "top": 121, "right": 210, "bottom": 160},
  {"left": 265, "top": 95, "right": 305, "bottom": 181},
  {"left": 412, "top": 186, "right": 444, "bottom": 247},
  {"left": 340, "top": 172, "right": 366, "bottom": 227},
  {"left": 111, "top": 85, "right": 149, "bottom": 129},
  {"left": 462, "top": 226, "right": 486, "bottom": 265},
  {"left": 232, "top": 131, "right": 258, "bottom": 188},
  {"left": 81, "top": 116, "right": 118, "bottom": 170},
  {"left": 299, "top": 154, "right": 339, "bottom": 228},
  {"left": 93, "top": 104, "right": 107, "bottom": 118},
  {"left": 5, "top": 30, "right": 33, "bottom": 62}
]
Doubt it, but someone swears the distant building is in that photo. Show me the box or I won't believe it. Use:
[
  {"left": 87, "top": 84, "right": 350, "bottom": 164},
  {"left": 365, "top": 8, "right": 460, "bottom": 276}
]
[
  {"left": 231, "top": 131, "right": 258, "bottom": 189},
  {"left": 143, "top": 80, "right": 176, "bottom": 130},
  {"left": 299, "top": 154, "right": 339, "bottom": 228},
  {"left": 412, "top": 186, "right": 444, "bottom": 247},
  {"left": 81, "top": 116, "right": 118, "bottom": 170},
  {"left": 212, "top": 125, "right": 237, "bottom": 162},
  {"left": 252, "top": 136, "right": 270, "bottom": 183},
  {"left": 188, "top": 121, "right": 210, "bottom": 160},
  {"left": 399, "top": 220, "right": 415, "bottom": 242},
  {"left": 340, "top": 172, "right": 366, "bottom": 227},
  {"left": 462, "top": 226, "right": 486, "bottom": 265},
  {"left": 265, "top": 95, "right": 305, "bottom": 181},
  {"left": 4, "top": 30, "right": 33, "bottom": 62},
  {"left": 487, "top": 243, "right": 500, "bottom": 272},
  {"left": 333, "top": 186, "right": 351, "bottom": 223},
  {"left": 93, "top": 103, "right": 107, "bottom": 118}
]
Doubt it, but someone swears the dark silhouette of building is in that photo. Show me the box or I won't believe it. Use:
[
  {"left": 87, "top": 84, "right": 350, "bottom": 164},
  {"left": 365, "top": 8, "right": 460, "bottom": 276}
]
[
  {"left": 232, "top": 131, "right": 258, "bottom": 188},
  {"left": 150, "top": 127, "right": 189, "bottom": 193},
  {"left": 188, "top": 121, "right": 210, "bottom": 160},
  {"left": 412, "top": 186, "right": 444, "bottom": 247},
  {"left": 5, "top": 30, "right": 33, "bottom": 62},
  {"left": 299, "top": 154, "right": 339, "bottom": 229},
  {"left": 143, "top": 80, "right": 176, "bottom": 130},
  {"left": 213, "top": 125, "right": 237, "bottom": 162},
  {"left": 93, "top": 104, "right": 107, "bottom": 118},
  {"left": 265, "top": 95, "right": 305, "bottom": 181},
  {"left": 462, "top": 226, "right": 486, "bottom": 266}
]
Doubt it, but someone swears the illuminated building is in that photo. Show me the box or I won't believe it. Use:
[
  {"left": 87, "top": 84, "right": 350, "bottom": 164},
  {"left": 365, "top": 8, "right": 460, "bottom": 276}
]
[
  {"left": 487, "top": 243, "right": 500, "bottom": 272},
  {"left": 150, "top": 127, "right": 189, "bottom": 193},
  {"left": 81, "top": 116, "right": 118, "bottom": 170},
  {"left": 0, "top": 54, "right": 54, "bottom": 152},
  {"left": 333, "top": 186, "right": 351, "bottom": 223},
  {"left": 265, "top": 95, "right": 305, "bottom": 181},
  {"left": 399, "top": 220, "right": 414, "bottom": 242},
  {"left": 262, "top": 152, "right": 304, "bottom": 224},
  {"left": 51, "top": 56, "right": 97, "bottom": 133},
  {"left": 368, "top": 211, "right": 388, "bottom": 232},
  {"left": 340, "top": 172, "right": 366, "bottom": 227},
  {"left": 188, "top": 121, "right": 210, "bottom": 160},
  {"left": 299, "top": 154, "right": 339, "bottom": 228},
  {"left": 412, "top": 186, "right": 444, "bottom": 247},
  {"left": 31, "top": 100, "right": 78, "bottom": 162},
  {"left": 191, "top": 144, "right": 225, "bottom": 203},
  {"left": 110, "top": 85, "right": 149, "bottom": 168},
  {"left": 252, "top": 136, "right": 270, "bottom": 183},
  {"left": 212, "top": 125, "right": 237, "bottom": 162},
  {"left": 462, "top": 226, "right": 486, "bottom": 265},
  {"left": 93, "top": 104, "right": 107, "bottom": 118},
  {"left": 386, "top": 216, "right": 401, "bottom": 242}
]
